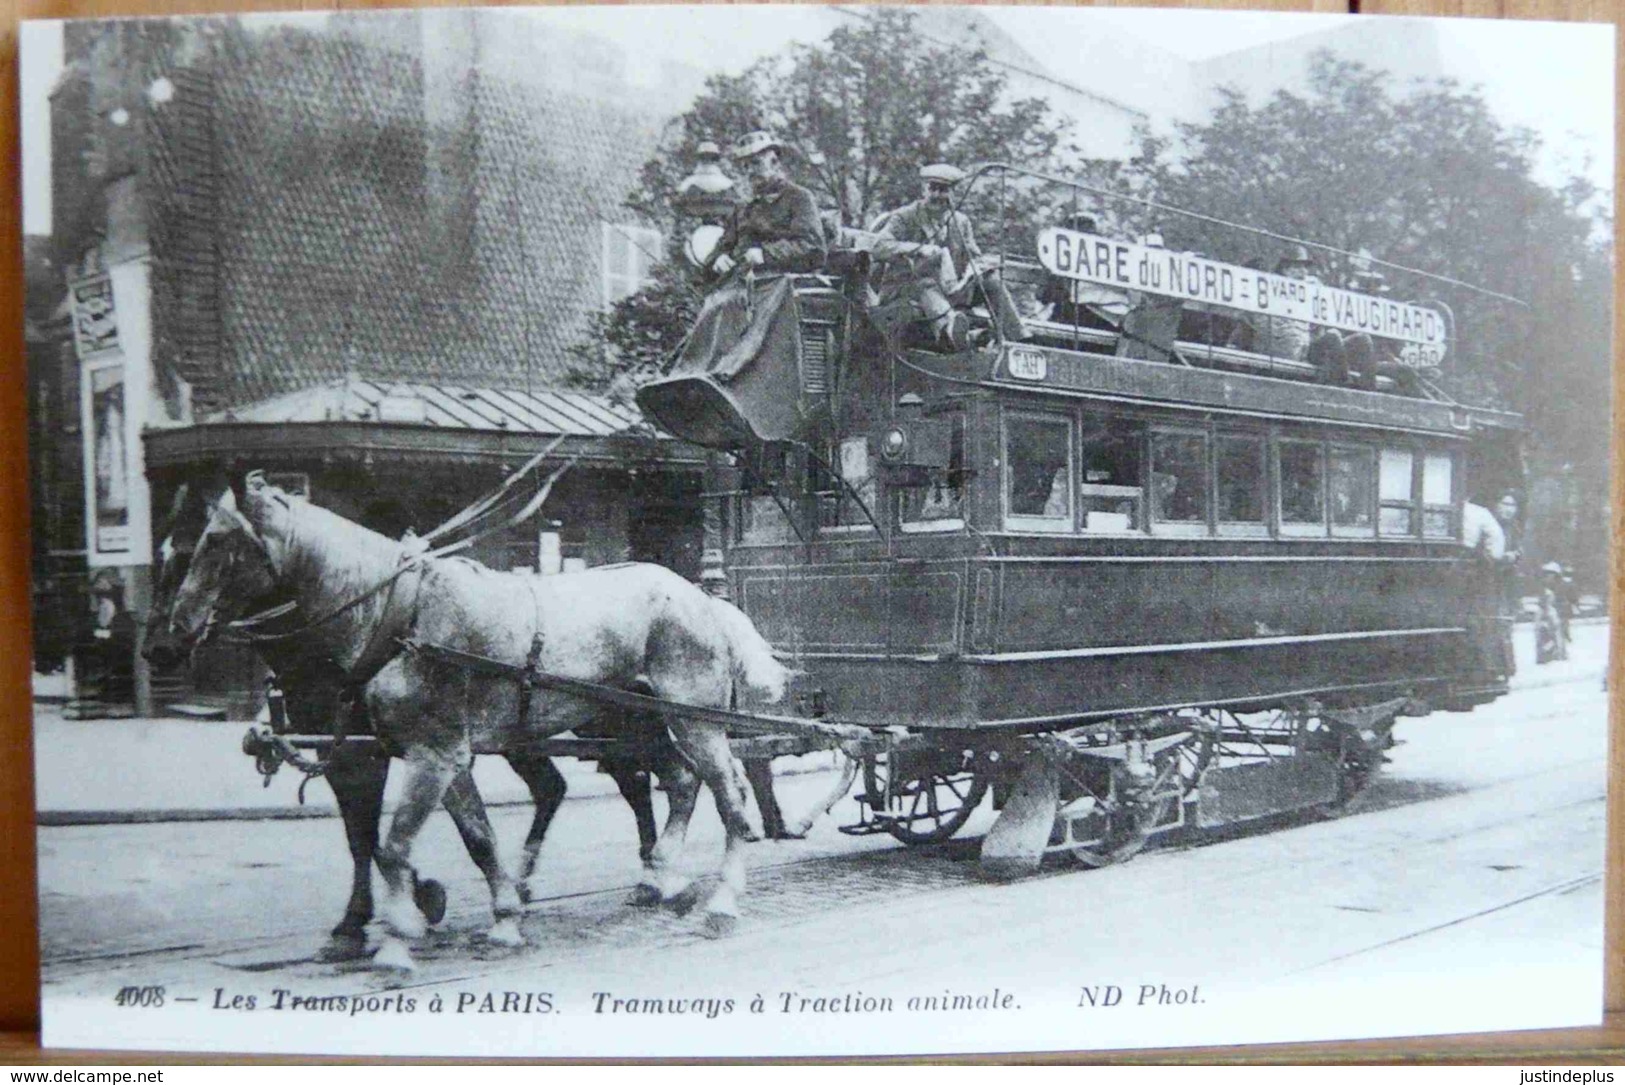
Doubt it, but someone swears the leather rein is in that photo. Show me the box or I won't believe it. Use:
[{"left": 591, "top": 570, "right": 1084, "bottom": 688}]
[{"left": 217, "top": 440, "right": 575, "bottom": 654}]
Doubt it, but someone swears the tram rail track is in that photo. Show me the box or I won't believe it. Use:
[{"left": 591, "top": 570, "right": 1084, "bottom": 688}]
[{"left": 42, "top": 712, "right": 1605, "bottom": 991}]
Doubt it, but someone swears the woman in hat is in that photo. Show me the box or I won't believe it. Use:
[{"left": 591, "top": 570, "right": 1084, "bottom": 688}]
[{"left": 705, "top": 131, "right": 826, "bottom": 278}]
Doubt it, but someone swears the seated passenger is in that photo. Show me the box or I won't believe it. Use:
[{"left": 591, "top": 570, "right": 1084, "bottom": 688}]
[
  {"left": 1234, "top": 244, "right": 1315, "bottom": 362},
  {"left": 1346, "top": 263, "right": 1426, "bottom": 395},
  {"left": 1172, "top": 252, "right": 1242, "bottom": 347},
  {"left": 1038, "top": 213, "right": 1130, "bottom": 333},
  {"left": 1307, "top": 262, "right": 1423, "bottom": 392},
  {"left": 1116, "top": 233, "right": 1184, "bottom": 363},
  {"left": 873, "top": 163, "right": 1028, "bottom": 350},
  {"left": 705, "top": 131, "right": 826, "bottom": 279},
  {"left": 1042, "top": 467, "right": 1070, "bottom": 519},
  {"left": 1152, "top": 467, "right": 1205, "bottom": 524},
  {"left": 1306, "top": 327, "right": 1379, "bottom": 389}
]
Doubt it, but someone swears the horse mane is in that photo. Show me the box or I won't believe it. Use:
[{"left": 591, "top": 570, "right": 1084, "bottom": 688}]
[{"left": 256, "top": 487, "right": 406, "bottom": 605}]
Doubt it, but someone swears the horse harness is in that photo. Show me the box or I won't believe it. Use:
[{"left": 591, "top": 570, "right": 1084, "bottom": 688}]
[{"left": 246, "top": 555, "right": 428, "bottom": 797}]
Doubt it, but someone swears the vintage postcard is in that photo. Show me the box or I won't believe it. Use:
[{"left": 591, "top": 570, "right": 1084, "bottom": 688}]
[{"left": 23, "top": 4, "right": 1613, "bottom": 1057}]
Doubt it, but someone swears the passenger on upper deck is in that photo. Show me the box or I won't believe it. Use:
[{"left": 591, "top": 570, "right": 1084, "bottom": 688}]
[
  {"left": 1235, "top": 244, "right": 1316, "bottom": 362},
  {"left": 1234, "top": 244, "right": 1398, "bottom": 392},
  {"left": 1115, "top": 233, "right": 1185, "bottom": 363},
  {"left": 705, "top": 131, "right": 826, "bottom": 279},
  {"left": 873, "top": 163, "right": 1028, "bottom": 350},
  {"left": 1340, "top": 261, "right": 1426, "bottom": 396},
  {"left": 1037, "top": 213, "right": 1131, "bottom": 333}
]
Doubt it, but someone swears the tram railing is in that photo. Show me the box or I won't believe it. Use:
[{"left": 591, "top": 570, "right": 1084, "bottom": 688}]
[{"left": 928, "top": 161, "right": 1523, "bottom": 396}]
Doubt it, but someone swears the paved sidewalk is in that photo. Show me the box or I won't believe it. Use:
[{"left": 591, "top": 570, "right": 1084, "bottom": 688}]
[{"left": 30, "top": 620, "right": 1608, "bottom": 825}]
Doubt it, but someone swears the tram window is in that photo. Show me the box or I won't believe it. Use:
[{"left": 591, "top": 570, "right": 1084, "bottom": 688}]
[
  {"left": 1079, "top": 417, "right": 1143, "bottom": 533},
  {"left": 1215, "top": 435, "right": 1266, "bottom": 526},
  {"left": 1422, "top": 452, "right": 1455, "bottom": 538},
  {"left": 1379, "top": 448, "right": 1416, "bottom": 536},
  {"left": 1006, "top": 414, "right": 1072, "bottom": 529},
  {"left": 820, "top": 436, "right": 877, "bottom": 532},
  {"left": 1150, "top": 431, "right": 1209, "bottom": 527},
  {"left": 1329, "top": 445, "right": 1377, "bottom": 534},
  {"left": 900, "top": 416, "right": 965, "bottom": 533},
  {"left": 1278, "top": 440, "right": 1326, "bottom": 532}
]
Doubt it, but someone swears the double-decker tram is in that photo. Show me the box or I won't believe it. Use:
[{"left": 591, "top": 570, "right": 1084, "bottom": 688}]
[{"left": 638, "top": 165, "right": 1524, "bottom": 875}]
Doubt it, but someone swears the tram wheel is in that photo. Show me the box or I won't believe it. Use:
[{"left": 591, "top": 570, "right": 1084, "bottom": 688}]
[
  {"left": 862, "top": 753, "right": 989, "bottom": 845},
  {"left": 1063, "top": 798, "right": 1156, "bottom": 868},
  {"left": 1055, "top": 727, "right": 1202, "bottom": 868}
]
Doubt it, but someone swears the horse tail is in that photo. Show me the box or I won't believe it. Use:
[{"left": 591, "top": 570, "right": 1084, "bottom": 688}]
[{"left": 709, "top": 597, "right": 791, "bottom": 705}]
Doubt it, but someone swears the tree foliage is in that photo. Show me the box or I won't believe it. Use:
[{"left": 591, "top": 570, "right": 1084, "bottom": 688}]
[
  {"left": 569, "top": 9, "right": 1074, "bottom": 381},
  {"left": 572, "top": 38, "right": 1610, "bottom": 567},
  {"left": 1132, "top": 53, "right": 1610, "bottom": 460}
]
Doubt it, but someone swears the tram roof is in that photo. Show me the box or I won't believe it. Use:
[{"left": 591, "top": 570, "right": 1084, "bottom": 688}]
[{"left": 951, "top": 343, "right": 1523, "bottom": 439}]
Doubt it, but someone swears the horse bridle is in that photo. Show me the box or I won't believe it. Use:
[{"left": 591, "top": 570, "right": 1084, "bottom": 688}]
[
  {"left": 215, "top": 494, "right": 422, "bottom": 649},
  {"left": 183, "top": 493, "right": 290, "bottom": 646}
]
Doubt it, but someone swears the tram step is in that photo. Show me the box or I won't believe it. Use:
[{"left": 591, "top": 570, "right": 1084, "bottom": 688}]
[{"left": 1195, "top": 754, "right": 1338, "bottom": 829}]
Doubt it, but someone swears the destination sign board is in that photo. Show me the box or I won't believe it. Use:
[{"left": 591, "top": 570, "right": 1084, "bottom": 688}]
[{"left": 1036, "top": 229, "right": 1448, "bottom": 367}]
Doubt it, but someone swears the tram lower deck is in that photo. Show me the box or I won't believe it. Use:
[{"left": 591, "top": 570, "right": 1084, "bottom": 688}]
[
  {"left": 717, "top": 343, "right": 1516, "bottom": 730},
  {"left": 732, "top": 536, "right": 1489, "bottom": 730}
]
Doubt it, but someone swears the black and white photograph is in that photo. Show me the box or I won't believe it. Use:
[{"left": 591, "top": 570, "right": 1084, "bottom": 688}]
[{"left": 21, "top": 3, "right": 1614, "bottom": 1058}]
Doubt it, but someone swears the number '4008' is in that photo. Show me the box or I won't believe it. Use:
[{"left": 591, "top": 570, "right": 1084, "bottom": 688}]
[{"left": 115, "top": 986, "right": 165, "bottom": 1008}]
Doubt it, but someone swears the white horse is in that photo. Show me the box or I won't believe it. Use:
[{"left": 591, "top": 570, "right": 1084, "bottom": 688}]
[{"left": 165, "top": 472, "right": 790, "bottom": 971}]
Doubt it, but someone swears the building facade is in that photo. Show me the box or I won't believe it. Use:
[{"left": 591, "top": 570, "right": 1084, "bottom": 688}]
[{"left": 37, "top": 10, "right": 706, "bottom": 716}]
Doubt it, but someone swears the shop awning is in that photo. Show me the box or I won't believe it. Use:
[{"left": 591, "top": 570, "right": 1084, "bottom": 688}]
[{"left": 144, "top": 379, "right": 707, "bottom": 471}]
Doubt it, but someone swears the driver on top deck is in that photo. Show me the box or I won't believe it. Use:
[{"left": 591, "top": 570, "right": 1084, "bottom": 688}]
[
  {"left": 705, "top": 131, "right": 826, "bottom": 278},
  {"left": 874, "top": 163, "right": 1028, "bottom": 350}
]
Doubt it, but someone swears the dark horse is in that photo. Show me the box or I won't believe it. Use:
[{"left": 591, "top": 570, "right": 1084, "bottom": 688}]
[
  {"left": 142, "top": 476, "right": 687, "bottom": 961},
  {"left": 164, "top": 472, "right": 788, "bottom": 970}
]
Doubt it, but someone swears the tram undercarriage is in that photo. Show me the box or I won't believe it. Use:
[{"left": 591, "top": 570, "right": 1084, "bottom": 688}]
[{"left": 844, "top": 696, "right": 1415, "bottom": 878}]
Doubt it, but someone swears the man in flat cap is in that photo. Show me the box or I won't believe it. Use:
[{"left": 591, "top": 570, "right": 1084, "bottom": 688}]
[
  {"left": 706, "top": 131, "right": 826, "bottom": 278},
  {"left": 874, "top": 163, "right": 1027, "bottom": 349}
]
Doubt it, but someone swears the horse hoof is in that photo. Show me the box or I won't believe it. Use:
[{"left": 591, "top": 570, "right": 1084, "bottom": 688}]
[
  {"left": 414, "top": 879, "right": 448, "bottom": 927},
  {"left": 383, "top": 902, "right": 428, "bottom": 941},
  {"left": 664, "top": 883, "right": 703, "bottom": 917},
  {"left": 317, "top": 932, "right": 370, "bottom": 962},
  {"left": 372, "top": 938, "right": 416, "bottom": 973},
  {"left": 701, "top": 912, "right": 739, "bottom": 939},
  {"left": 517, "top": 881, "right": 538, "bottom": 906},
  {"left": 486, "top": 917, "right": 525, "bottom": 948},
  {"left": 626, "top": 884, "right": 663, "bottom": 908}
]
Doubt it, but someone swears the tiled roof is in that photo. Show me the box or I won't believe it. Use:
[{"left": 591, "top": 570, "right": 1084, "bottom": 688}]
[
  {"left": 207, "top": 378, "right": 643, "bottom": 438},
  {"left": 137, "top": 17, "right": 665, "bottom": 409}
]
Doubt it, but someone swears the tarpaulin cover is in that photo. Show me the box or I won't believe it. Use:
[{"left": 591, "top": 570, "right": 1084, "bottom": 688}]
[{"left": 637, "top": 275, "right": 810, "bottom": 448}]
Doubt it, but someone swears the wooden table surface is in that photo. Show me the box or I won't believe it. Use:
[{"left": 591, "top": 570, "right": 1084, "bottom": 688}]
[{"left": 0, "top": 0, "right": 1618, "bottom": 1064}]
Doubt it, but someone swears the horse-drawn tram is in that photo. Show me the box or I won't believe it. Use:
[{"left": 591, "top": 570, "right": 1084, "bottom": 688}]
[
  {"left": 161, "top": 167, "right": 1527, "bottom": 965},
  {"left": 636, "top": 164, "right": 1525, "bottom": 876}
]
